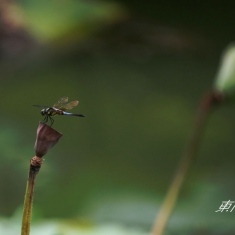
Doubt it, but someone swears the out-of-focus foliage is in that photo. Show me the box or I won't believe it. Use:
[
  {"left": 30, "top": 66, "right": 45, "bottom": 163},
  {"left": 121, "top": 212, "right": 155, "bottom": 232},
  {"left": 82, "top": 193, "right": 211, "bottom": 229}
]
[
  {"left": 214, "top": 44, "right": 235, "bottom": 96},
  {"left": 2, "top": 182, "right": 235, "bottom": 235},
  {"left": 20, "top": 0, "right": 125, "bottom": 42},
  {"left": 0, "top": 216, "right": 146, "bottom": 235}
]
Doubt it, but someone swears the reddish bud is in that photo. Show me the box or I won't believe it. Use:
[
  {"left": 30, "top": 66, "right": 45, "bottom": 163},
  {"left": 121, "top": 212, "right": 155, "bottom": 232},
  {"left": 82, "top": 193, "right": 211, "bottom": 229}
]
[{"left": 34, "top": 122, "right": 63, "bottom": 157}]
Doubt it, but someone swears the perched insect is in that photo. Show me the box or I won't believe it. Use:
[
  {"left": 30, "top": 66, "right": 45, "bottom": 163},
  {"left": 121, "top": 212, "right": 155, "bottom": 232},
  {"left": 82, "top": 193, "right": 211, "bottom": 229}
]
[{"left": 33, "top": 96, "right": 85, "bottom": 126}]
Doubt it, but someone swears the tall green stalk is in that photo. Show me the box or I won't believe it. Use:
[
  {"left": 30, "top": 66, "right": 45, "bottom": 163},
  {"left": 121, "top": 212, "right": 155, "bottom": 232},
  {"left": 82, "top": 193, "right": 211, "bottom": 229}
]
[
  {"left": 21, "top": 164, "right": 40, "bottom": 235},
  {"left": 21, "top": 123, "right": 62, "bottom": 235},
  {"left": 151, "top": 91, "right": 224, "bottom": 235}
]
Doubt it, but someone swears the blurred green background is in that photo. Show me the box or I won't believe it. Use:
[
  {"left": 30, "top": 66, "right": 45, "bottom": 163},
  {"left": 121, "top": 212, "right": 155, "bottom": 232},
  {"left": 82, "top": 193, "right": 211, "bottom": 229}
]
[{"left": 1, "top": 0, "right": 235, "bottom": 234}]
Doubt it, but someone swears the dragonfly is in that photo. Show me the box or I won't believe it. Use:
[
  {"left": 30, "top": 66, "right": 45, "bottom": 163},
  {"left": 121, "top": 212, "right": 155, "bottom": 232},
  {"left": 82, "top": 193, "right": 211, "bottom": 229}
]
[{"left": 33, "top": 96, "right": 85, "bottom": 126}]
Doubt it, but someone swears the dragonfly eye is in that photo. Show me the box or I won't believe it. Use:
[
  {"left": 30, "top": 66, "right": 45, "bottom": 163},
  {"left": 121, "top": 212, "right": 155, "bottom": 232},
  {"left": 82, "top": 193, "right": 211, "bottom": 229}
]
[{"left": 41, "top": 110, "right": 45, "bottom": 116}]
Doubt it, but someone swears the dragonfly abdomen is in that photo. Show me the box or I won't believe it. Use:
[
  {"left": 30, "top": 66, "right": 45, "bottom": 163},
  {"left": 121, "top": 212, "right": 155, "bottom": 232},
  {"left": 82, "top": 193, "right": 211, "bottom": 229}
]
[{"left": 63, "top": 111, "right": 85, "bottom": 117}]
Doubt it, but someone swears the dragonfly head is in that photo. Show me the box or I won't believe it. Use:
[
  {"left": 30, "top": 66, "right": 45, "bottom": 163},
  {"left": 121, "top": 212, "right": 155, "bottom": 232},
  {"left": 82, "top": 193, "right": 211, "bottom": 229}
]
[{"left": 41, "top": 109, "right": 46, "bottom": 116}]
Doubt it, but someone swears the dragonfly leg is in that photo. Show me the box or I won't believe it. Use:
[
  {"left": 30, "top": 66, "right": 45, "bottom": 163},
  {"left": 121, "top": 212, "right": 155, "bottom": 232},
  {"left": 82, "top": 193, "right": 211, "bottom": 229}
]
[
  {"left": 42, "top": 115, "right": 47, "bottom": 123},
  {"left": 48, "top": 116, "right": 54, "bottom": 126}
]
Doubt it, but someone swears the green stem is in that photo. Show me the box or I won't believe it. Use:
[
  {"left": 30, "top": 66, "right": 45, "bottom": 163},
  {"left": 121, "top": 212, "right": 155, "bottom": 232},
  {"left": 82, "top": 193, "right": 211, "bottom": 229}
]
[
  {"left": 21, "top": 163, "right": 40, "bottom": 235},
  {"left": 151, "top": 91, "right": 224, "bottom": 235}
]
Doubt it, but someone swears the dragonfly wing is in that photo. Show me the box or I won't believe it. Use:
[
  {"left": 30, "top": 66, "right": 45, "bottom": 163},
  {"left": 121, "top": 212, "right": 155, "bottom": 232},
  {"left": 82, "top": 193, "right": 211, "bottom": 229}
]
[
  {"left": 53, "top": 96, "right": 68, "bottom": 109},
  {"left": 33, "top": 105, "right": 49, "bottom": 108},
  {"left": 59, "top": 100, "right": 79, "bottom": 111}
]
